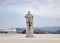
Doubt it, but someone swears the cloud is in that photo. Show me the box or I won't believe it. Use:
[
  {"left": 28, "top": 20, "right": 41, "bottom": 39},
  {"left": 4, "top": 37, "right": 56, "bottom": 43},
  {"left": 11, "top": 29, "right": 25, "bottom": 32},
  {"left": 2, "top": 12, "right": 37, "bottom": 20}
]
[
  {"left": 0, "top": 0, "right": 60, "bottom": 18},
  {"left": 0, "top": 0, "right": 60, "bottom": 16},
  {"left": 0, "top": 0, "right": 60, "bottom": 28}
]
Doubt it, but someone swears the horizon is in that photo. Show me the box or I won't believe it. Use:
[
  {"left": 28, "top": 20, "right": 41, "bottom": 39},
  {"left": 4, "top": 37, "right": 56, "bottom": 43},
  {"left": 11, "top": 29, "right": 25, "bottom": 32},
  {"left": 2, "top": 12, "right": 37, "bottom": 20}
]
[{"left": 0, "top": 26, "right": 60, "bottom": 29}]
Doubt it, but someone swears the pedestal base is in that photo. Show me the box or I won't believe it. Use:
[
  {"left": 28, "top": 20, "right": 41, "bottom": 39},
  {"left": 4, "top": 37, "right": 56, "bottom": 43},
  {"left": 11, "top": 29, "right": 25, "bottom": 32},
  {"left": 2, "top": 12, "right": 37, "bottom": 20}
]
[{"left": 26, "top": 35, "right": 34, "bottom": 37}]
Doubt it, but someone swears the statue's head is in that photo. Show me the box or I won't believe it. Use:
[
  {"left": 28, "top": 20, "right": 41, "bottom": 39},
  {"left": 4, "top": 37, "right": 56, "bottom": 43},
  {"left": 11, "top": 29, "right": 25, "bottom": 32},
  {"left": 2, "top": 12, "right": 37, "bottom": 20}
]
[{"left": 28, "top": 11, "right": 30, "bottom": 14}]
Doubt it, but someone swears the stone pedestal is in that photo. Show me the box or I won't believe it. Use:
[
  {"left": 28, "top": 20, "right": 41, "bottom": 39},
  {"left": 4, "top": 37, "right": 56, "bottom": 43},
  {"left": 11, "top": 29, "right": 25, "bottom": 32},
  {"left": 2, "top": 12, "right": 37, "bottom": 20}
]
[{"left": 25, "top": 11, "right": 33, "bottom": 37}]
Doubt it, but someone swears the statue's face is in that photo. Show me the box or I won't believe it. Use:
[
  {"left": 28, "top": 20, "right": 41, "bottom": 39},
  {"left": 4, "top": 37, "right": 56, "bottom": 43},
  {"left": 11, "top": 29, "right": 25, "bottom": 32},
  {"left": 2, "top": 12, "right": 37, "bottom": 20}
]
[{"left": 28, "top": 11, "right": 30, "bottom": 14}]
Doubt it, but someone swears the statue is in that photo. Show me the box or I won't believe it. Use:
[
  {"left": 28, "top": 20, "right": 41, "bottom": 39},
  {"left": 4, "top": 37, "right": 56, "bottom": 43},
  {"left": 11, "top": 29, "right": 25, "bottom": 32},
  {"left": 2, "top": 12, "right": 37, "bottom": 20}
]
[{"left": 25, "top": 11, "right": 34, "bottom": 37}]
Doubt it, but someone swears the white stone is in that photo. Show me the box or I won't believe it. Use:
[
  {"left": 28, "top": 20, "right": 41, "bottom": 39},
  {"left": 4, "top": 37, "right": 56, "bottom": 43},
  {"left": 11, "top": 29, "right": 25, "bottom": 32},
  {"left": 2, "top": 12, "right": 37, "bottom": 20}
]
[{"left": 25, "top": 11, "right": 33, "bottom": 37}]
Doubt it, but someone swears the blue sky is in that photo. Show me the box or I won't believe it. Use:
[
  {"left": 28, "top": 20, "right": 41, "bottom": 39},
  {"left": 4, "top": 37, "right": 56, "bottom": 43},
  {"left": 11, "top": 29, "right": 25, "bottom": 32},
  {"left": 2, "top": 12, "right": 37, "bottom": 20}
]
[{"left": 0, "top": 0, "right": 60, "bottom": 28}]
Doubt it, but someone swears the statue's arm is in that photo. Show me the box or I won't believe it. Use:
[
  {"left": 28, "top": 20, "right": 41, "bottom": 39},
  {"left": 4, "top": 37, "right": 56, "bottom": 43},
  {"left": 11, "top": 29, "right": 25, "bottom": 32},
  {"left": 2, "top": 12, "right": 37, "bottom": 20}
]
[
  {"left": 32, "top": 16, "right": 33, "bottom": 18},
  {"left": 25, "top": 14, "right": 28, "bottom": 18},
  {"left": 25, "top": 15, "right": 27, "bottom": 18}
]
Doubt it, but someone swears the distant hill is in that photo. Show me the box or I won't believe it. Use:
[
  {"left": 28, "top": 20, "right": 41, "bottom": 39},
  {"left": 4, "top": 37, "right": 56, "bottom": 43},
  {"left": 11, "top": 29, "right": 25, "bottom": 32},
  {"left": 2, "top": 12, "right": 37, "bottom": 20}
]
[
  {"left": 34, "top": 27, "right": 60, "bottom": 34},
  {"left": 15, "top": 26, "right": 60, "bottom": 34},
  {"left": 40, "top": 27, "right": 60, "bottom": 33}
]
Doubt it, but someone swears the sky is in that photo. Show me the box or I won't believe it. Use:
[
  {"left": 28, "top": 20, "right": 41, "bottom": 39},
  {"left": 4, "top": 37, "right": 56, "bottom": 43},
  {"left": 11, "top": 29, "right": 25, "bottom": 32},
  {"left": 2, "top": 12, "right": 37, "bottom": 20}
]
[{"left": 0, "top": 0, "right": 60, "bottom": 29}]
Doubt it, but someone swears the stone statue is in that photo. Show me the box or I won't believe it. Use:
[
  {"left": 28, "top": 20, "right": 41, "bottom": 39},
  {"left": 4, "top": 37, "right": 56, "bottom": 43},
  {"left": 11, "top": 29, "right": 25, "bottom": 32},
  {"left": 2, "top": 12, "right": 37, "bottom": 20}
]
[{"left": 25, "top": 11, "right": 33, "bottom": 37}]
